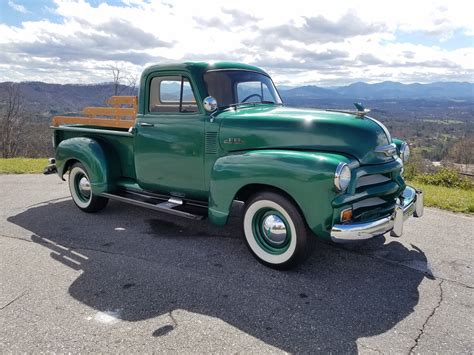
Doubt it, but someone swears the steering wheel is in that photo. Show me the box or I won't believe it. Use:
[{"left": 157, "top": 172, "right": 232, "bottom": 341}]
[{"left": 241, "top": 93, "right": 263, "bottom": 103}]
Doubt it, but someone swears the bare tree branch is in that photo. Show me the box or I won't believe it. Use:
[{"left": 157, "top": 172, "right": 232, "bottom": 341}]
[
  {"left": 126, "top": 74, "right": 138, "bottom": 95},
  {"left": 0, "top": 83, "right": 24, "bottom": 158},
  {"left": 110, "top": 64, "right": 122, "bottom": 96},
  {"left": 109, "top": 64, "right": 137, "bottom": 97}
]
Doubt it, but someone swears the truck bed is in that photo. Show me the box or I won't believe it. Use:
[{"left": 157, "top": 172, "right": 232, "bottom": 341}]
[
  {"left": 52, "top": 96, "right": 137, "bottom": 129},
  {"left": 52, "top": 96, "right": 137, "bottom": 179}
]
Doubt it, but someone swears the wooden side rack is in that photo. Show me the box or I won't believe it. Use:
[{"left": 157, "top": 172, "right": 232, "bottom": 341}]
[{"left": 52, "top": 96, "right": 138, "bottom": 129}]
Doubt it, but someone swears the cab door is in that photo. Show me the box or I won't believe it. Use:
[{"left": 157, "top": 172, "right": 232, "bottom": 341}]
[{"left": 134, "top": 73, "right": 206, "bottom": 199}]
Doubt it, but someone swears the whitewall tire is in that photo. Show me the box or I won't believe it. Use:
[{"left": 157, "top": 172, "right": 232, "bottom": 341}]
[
  {"left": 68, "top": 163, "right": 108, "bottom": 213},
  {"left": 243, "top": 192, "right": 313, "bottom": 269}
]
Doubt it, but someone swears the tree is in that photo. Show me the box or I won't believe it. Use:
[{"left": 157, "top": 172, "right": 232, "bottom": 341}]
[
  {"left": 110, "top": 64, "right": 138, "bottom": 96},
  {"left": 0, "top": 83, "right": 23, "bottom": 158},
  {"left": 449, "top": 136, "right": 474, "bottom": 172},
  {"left": 111, "top": 64, "right": 122, "bottom": 96}
]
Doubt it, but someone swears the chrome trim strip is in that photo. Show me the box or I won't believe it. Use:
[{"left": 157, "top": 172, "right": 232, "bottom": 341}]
[
  {"left": 365, "top": 116, "right": 392, "bottom": 142},
  {"left": 51, "top": 126, "right": 133, "bottom": 137},
  {"left": 330, "top": 186, "right": 423, "bottom": 242}
]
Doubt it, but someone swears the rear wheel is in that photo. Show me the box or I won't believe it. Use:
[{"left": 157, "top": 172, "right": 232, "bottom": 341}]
[
  {"left": 243, "top": 191, "right": 313, "bottom": 269},
  {"left": 68, "top": 163, "right": 108, "bottom": 213}
]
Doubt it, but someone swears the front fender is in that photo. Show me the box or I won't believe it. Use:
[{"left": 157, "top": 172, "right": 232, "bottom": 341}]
[
  {"left": 55, "top": 137, "right": 116, "bottom": 194},
  {"left": 208, "top": 150, "right": 352, "bottom": 238}
]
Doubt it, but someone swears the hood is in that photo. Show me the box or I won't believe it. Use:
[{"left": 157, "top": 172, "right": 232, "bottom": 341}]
[{"left": 216, "top": 105, "right": 393, "bottom": 165}]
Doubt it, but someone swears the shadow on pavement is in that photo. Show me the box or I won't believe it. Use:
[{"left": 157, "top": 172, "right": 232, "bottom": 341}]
[{"left": 8, "top": 199, "right": 431, "bottom": 352}]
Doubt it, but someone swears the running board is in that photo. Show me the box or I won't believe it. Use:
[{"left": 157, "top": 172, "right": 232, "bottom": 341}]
[{"left": 101, "top": 192, "right": 205, "bottom": 220}]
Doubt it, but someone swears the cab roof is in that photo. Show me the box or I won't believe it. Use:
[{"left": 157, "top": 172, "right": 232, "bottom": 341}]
[{"left": 141, "top": 61, "right": 268, "bottom": 78}]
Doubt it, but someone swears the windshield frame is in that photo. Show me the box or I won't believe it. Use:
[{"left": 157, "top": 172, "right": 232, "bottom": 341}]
[{"left": 203, "top": 69, "right": 284, "bottom": 109}]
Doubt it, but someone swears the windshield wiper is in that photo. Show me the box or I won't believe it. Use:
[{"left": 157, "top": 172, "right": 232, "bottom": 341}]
[
  {"left": 222, "top": 101, "right": 282, "bottom": 110},
  {"left": 227, "top": 102, "right": 256, "bottom": 108}
]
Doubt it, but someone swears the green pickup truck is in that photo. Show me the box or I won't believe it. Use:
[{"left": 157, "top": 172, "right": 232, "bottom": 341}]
[{"left": 45, "top": 61, "right": 423, "bottom": 269}]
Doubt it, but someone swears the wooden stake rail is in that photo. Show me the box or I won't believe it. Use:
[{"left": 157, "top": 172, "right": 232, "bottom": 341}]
[{"left": 52, "top": 96, "right": 138, "bottom": 129}]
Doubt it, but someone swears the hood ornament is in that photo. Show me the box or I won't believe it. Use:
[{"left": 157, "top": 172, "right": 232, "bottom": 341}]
[
  {"left": 326, "top": 102, "right": 371, "bottom": 118},
  {"left": 353, "top": 102, "right": 371, "bottom": 116}
]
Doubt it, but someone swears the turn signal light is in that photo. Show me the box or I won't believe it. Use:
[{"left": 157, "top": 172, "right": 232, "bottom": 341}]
[{"left": 341, "top": 209, "right": 353, "bottom": 223}]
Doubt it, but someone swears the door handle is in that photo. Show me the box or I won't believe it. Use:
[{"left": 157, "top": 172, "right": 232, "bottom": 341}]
[{"left": 139, "top": 122, "right": 154, "bottom": 127}]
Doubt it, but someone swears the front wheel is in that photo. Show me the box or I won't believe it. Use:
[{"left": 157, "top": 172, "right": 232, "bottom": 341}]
[
  {"left": 243, "top": 192, "right": 313, "bottom": 269},
  {"left": 68, "top": 163, "right": 108, "bottom": 213}
]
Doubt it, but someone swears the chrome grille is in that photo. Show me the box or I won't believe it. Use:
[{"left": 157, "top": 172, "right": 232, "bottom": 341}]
[
  {"left": 352, "top": 174, "right": 396, "bottom": 221},
  {"left": 352, "top": 197, "right": 387, "bottom": 210}
]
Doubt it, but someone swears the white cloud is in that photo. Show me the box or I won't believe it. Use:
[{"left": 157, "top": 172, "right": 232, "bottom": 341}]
[
  {"left": 0, "top": 0, "right": 473, "bottom": 85},
  {"left": 8, "top": 0, "right": 28, "bottom": 14}
]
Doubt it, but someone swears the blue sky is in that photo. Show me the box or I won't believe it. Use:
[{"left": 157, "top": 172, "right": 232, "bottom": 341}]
[
  {"left": 393, "top": 30, "right": 473, "bottom": 51},
  {"left": 0, "top": 0, "right": 473, "bottom": 85},
  {"left": 0, "top": 0, "right": 125, "bottom": 26}
]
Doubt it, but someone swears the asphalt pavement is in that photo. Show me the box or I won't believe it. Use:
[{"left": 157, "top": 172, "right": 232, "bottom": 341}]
[{"left": 1, "top": 174, "right": 473, "bottom": 353}]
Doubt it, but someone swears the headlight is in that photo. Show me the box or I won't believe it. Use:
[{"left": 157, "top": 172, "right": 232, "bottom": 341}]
[
  {"left": 334, "top": 162, "right": 351, "bottom": 192},
  {"left": 400, "top": 142, "right": 410, "bottom": 163}
]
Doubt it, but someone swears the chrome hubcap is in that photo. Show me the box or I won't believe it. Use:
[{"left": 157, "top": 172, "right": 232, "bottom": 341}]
[
  {"left": 262, "top": 214, "right": 287, "bottom": 245},
  {"left": 78, "top": 176, "right": 91, "bottom": 198}
]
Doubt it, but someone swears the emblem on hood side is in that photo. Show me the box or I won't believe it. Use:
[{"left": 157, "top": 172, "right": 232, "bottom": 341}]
[
  {"left": 223, "top": 137, "right": 245, "bottom": 144},
  {"left": 375, "top": 143, "right": 397, "bottom": 157}
]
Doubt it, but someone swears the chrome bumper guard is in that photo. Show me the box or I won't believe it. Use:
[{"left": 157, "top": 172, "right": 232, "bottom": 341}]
[{"left": 330, "top": 186, "right": 423, "bottom": 242}]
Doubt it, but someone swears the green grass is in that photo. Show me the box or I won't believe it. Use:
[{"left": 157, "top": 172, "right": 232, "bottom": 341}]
[
  {"left": 408, "top": 180, "right": 474, "bottom": 214},
  {"left": 0, "top": 158, "right": 48, "bottom": 174}
]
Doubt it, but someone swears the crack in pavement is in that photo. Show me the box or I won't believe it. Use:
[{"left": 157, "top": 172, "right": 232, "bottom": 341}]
[
  {"left": 332, "top": 243, "right": 473, "bottom": 289},
  {"left": 169, "top": 310, "right": 178, "bottom": 328},
  {"left": 408, "top": 279, "right": 444, "bottom": 354},
  {"left": 0, "top": 290, "right": 28, "bottom": 311}
]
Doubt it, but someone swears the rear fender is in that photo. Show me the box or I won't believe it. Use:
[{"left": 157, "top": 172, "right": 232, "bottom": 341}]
[{"left": 56, "top": 137, "right": 118, "bottom": 194}]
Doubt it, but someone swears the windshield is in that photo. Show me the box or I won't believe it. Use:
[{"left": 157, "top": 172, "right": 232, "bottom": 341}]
[{"left": 203, "top": 70, "right": 283, "bottom": 108}]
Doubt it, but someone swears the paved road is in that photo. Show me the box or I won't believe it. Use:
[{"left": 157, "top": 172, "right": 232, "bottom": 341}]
[{"left": 1, "top": 174, "right": 472, "bottom": 353}]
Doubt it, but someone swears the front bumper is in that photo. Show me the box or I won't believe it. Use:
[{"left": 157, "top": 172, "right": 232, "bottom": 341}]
[{"left": 330, "top": 186, "right": 423, "bottom": 242}]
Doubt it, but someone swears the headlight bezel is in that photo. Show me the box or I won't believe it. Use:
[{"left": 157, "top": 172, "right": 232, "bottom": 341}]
[
  {"left": 400, "top": 142, "right": 410, "bottom": 163},
  {"left": 334, "top": 162, "right": 351, "bottom": 192}
]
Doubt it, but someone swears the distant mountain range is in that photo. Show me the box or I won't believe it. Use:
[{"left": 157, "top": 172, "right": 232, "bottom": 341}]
[
  {"left": 0, "top": 80, "right": 472, "bottom": 116},
  {"left": 279, "top": 81, "right": 474, "bottom": 101},
  {"left": 0, "top": 82, "right": 135, "bottom": 115}
]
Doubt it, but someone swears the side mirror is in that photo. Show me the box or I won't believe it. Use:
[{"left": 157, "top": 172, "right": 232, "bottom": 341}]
[{"left": 203, "top": 96, "right": 218, "bottom": 112}]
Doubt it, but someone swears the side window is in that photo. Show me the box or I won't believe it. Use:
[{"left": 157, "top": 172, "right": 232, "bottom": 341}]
[
  {"left": 149, "top": 76, "right": 198, "bottom": 113},
  {"left": 237, "top": 81, "right": 273, "bottom": 103}
]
